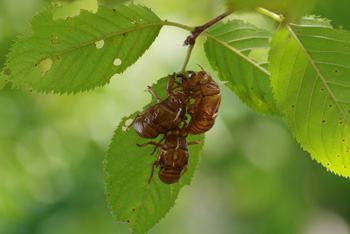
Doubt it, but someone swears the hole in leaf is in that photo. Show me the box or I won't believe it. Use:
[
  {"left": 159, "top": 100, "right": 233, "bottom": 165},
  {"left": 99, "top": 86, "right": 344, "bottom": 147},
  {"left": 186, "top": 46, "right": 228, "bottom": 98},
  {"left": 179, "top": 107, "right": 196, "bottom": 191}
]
[
  {"left": 39, "top": 58, "right": 53, "bottom": 78},
  {"left": 113, "top": 58, "right": 122, "bottom": 66},
  {"left": 95, "top": 40, "right": 104, "bottom": 49},
  {"left": 140, "top": 19, "right": 143, "bottom": 21},
  {"left": 131, "top": 20, "right": 137, "bottom": 24}
]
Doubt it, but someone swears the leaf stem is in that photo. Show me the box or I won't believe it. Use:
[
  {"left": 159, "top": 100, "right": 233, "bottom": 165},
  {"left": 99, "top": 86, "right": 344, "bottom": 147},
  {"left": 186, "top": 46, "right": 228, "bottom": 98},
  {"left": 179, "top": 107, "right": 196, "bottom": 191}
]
[
  {"left": 161, "top": 20, "right": 195, "bottom": 31},
  {"left": 179, "top": 44, "right": 194, "bottom": 73},
  {"left": 256, "top": 8, "right": 283, "bottom": 23},
  {"left": 163, "top": 11, "right": 233, "bottom": 72},
  {"left": 178, "top": 10, "right": 233, "bottom": 72}
]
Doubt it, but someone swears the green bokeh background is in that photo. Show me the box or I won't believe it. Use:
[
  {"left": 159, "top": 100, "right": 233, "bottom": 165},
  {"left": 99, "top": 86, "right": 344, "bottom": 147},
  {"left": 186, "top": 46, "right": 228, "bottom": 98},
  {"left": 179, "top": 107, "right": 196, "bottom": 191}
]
[{"left": 1, "top": 0, "right": 350, "bottom": 233}]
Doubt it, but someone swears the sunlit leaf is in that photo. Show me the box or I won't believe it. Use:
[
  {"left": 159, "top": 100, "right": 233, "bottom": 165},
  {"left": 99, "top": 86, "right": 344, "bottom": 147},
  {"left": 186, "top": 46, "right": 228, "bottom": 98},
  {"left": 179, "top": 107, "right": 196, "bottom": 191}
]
[
  {"left": 204, "top": 20, "right": 280, "bottom": 116},
  {"left": 0, "top": 3, "right": 162, "bottom": 94},
  {"left": 104, "top": 76, "right": 205, "bottom": 234},
  {"left": 269, "top": 16, "right": 350, "bottom": 177}
]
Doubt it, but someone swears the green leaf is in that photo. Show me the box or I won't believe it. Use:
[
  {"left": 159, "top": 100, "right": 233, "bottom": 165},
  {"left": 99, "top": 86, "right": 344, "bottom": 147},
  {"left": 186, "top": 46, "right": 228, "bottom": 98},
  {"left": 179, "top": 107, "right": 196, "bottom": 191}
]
[
  {"left": 0, "top": 3, "right": 163, "bottom": 94},
  {"left": 269, "top": 16, "right": 350, "bottom": 177},
  {"left": 204, "top": 20, "right": 280, "bottom": 116},
  {"left": 104, "top": 76, "right": 205, "bottom": 234}
]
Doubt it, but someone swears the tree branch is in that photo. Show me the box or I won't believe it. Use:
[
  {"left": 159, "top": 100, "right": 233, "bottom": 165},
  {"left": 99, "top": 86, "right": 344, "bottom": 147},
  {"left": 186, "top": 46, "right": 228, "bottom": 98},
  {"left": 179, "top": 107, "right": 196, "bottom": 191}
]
[{"left": 183, "top": 10, "right": 234, "bottom": 46}]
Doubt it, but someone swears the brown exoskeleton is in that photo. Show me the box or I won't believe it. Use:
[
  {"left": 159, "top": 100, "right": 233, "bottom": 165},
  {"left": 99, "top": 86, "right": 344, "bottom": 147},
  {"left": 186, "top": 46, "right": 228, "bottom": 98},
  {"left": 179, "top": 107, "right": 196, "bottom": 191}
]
[
  {"left": 126, "top": 73, "right": 190, "bottom": 139},
  {"left": 178, "top": 70, "right": 221, "bottom": 135},
  {"left": 138, "top": 125, "right": 200, "bottom": 184}
]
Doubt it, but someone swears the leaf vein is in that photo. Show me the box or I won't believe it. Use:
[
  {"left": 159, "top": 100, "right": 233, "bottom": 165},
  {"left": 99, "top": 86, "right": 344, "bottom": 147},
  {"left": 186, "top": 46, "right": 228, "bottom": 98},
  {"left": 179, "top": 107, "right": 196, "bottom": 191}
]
[
  {"left": 226, "top": 36, "right": 270, "bottom": 44},
  {"left": 297, "top": 34, "right": 350, "bottom": 45},
  {"left": 204, "top": 33, "right": 269, "bottom": 76},
  {"left": 288, "top": 25, "right": 350, "bottom": 125}
]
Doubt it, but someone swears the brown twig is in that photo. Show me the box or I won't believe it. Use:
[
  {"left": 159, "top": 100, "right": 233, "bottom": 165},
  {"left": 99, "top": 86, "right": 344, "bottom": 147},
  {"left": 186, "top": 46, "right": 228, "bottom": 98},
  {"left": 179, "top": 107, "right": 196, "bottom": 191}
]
[{"left": 183, "top": 10, "right": 234, "bottom": 46}]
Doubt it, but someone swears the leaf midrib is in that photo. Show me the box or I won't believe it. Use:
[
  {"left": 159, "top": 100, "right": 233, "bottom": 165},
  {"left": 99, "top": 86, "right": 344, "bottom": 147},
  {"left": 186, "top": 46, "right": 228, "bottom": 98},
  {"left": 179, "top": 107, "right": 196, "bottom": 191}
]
[
  {"left": 203, "top": 33, "right": 270, "bottom": 76},
  {"left": 287, "top": 24, "right": 350, "bottom": 125},
  {"left": 40, "top": 22, "right": 164, "bottom": 62},
  {"left": 4, "top": 22, "right": 164, "bottom": 85}
]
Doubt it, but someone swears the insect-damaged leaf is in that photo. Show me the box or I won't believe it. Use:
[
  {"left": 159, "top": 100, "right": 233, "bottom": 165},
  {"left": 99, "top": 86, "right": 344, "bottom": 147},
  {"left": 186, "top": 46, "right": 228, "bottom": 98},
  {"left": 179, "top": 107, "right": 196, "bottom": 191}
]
[
  {"left": 204, "top": 20, "right": 280, "bottom": 116},
  {"left": 104, "top": 76, "right": 205, "bottom": 234},
  {"left": 0, "top": 3, "right": 162, "bottom": 94},
  {"left": 269, "top": 16, "right": 350, "bottom": 177}
]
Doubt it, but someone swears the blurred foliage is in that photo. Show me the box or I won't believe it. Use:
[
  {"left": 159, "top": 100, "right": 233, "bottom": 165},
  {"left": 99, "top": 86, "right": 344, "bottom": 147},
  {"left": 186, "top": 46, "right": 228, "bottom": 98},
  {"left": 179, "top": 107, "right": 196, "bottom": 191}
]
[
  {"left": 1, "top": 0, "right": 350, "bottom": 234},
  {"left": 311, "top": 0, "right": 350, "bottom": 29},
  {"left": 225, "top": 0, "right": 316, "bottom": 22}
]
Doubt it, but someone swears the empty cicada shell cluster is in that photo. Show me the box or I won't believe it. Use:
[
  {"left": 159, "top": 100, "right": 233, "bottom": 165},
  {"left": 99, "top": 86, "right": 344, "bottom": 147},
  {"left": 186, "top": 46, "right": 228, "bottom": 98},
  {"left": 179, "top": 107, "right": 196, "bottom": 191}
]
[{"left": 126, "top": 70, "right": 221, "bottom": 184}]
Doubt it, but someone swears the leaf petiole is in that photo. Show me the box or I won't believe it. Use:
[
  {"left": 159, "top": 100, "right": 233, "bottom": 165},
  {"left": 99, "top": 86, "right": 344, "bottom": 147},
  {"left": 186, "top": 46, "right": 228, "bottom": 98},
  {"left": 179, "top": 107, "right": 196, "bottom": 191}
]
[
  {"left": 255, "top": 7, "right": 283, "bottom": 23},
  {"left": 161, "top": 20, "right": 195, "bottom": 31},
  {"left": 179, "top": 44, "right": 194, "bottom": 74}
]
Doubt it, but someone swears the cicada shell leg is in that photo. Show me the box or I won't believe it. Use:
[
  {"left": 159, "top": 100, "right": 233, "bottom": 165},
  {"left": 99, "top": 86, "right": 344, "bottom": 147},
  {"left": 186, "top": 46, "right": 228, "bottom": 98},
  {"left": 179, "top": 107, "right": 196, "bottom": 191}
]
[
  {"left": 187, "top": 70, "right": 196, "bottom": 76},
  {"left": 146, "top": 86, "right": 162, "bottom": 103},
  {"left": 181, "top": 164, "right": 188, "bottom": 176},
  {"left": 180, "top": 118, "right": 190, "bottom": 137},
  {"left": 148, "top": 160, "right": 160, "bottom": 184},
  {"left": 188, "top": 140, "right": 201, "bottom": 145},
  {"left": 137, "top": 135, "right": 166, "bottom": 155},
  {"left": 176, "top": 73, "right": 187, "bottom": 80},
  {"left": 166, "top": 72, "right": 177, "bottom": 95},
  {"left": 167, "top": 73, "right": 190, "bottom": 94},
  {"left": 136, "top": 141, "right": 159, "bottom": 147},
  {"left": 125, "top": 113, "right": 141, "bottom": 132}
]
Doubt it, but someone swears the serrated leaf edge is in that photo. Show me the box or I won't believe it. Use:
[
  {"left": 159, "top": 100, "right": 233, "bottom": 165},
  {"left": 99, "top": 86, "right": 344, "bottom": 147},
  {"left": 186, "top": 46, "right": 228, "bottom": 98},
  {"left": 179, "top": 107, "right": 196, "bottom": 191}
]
[
  {"left": 203, "top": 33, "right": 270, "bottom": 76},
  {"left": 1, "top": 3, "right": 166, "bottom": 95},
  {"left": 104, "top": 78, "right": 206, "bottom": 233}
]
